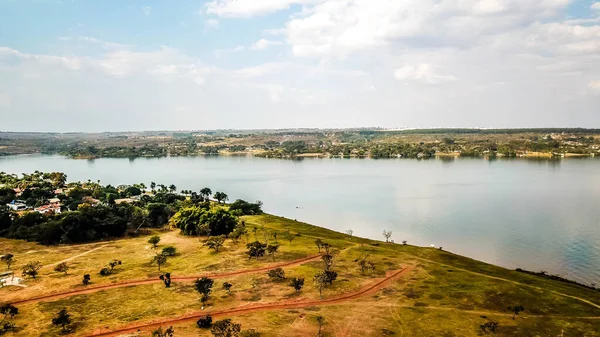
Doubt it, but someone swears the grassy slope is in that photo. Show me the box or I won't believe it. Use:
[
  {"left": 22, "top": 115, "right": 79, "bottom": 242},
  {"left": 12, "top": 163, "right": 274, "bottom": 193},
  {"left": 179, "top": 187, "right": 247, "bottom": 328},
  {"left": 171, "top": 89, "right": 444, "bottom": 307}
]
[{"left": 0, "top": 214, "right": 598, "bottom": 337}]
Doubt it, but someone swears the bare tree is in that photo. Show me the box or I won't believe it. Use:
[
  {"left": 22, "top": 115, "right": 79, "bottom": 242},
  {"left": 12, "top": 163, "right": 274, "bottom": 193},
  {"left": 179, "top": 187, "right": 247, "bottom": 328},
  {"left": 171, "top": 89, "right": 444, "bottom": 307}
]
[{"left": 383, "top": 230, "right": 392, "bottom": 243}]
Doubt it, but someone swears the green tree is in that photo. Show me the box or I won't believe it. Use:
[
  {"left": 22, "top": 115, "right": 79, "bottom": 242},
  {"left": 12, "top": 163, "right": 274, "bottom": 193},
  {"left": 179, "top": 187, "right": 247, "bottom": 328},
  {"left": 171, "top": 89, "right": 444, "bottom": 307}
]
[
  {"left": 148, "top": 235, "right": 161, "bottom": 248},
  {"left": 211, "top": 319, "right": 241, "bottom": 337},
  {"left": 203, "top": 235, "right": 226, "bottom": 252},
  {"left": 289, "top": 277, "right": 305, "bottom": 292},
  {"left": 169, "top": 184, "right": 177, "bottom": 193},
  {"left": 480, "top": 321, "right": 499, "bottom": 335},
  {"left": 161, "top": 246, "right": 177, "bottom": 256},
  {"left": 1, "top": 254, "right": 14, "bottom": 270},
  {"left": 266, "top": 244, "right": 279, "bottom": 260},
  {"left": 0, "top": 303, "right": 18, "bottom": 333},
  {"left": 268, "top": 268, "right": 285, "bottom": 280},
  {"left": 200, "top": 187, "right": 212, "bottom": 201},
  {"left": 282, "top": 230, "right": 296, "bottom": 244},
  {"left": 195, "top": 277, "right": 214, "bottom": 303},
  {"left": 51, "top": 309, "right": 71, "bottom": 332},
  {"left": 322, "top": 254, "right": 334, "bottom": 271},
  {"left": 53, "top": 262, "right": 69, "bottom": 275},
  {"left": 314, "top": 239, "right": 323, "bottom": 253},
  {"left": 22, "top": 261, "right": 42, "bottom": 279},
  {"left": 246, "top": 241, "right": 266, "bottom": 259},
  {"left": 213, "top": 191, "right": 229, "bottom": 204},
  {"left": 152, "top": 253, "right": 167, "bottom": 271}
]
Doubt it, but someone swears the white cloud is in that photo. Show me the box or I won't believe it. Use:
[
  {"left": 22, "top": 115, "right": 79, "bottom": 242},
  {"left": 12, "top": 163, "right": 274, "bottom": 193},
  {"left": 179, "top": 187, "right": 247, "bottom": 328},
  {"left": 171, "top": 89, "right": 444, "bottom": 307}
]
[
  {"left": 234, "top": 62, "right": 289, "bottom": 78},
  {"left": 592, "top": 2, "right": 600, "bottom": 10},
  {"left": 214, "top": 45, "right": 245, "bottom": 57},
  {"left": 142, "top": 6, "right": 152, "bottom": 16},
  {"left": 394, "top": 64, "right": 458, "bottom": 84},
  {"left": 205, "top": 19, "right": 220, "bottom": 29},
  {"left": 285, "top": 0, "right": 572, "bottom": 58},
  {"left": 251, "top": 39, "right": 283, "bottom": 50},
  {"left": 206, "top": 0, "right": 312, "bottom": 17}
]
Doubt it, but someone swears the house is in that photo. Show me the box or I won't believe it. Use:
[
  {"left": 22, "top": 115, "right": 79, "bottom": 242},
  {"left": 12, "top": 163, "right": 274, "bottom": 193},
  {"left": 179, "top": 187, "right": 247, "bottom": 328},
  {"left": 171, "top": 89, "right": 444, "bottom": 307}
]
[
  {"left": 6, "top": 201, "right": 27, "bottom": 211},
  {"left": 114, "top": 198, "right": 135, "bottom": 205},
  {"left": 34, "top": 204, "right": 61, "bottom": 214},
  {"left": 49, "top": 198, "right": 61, "bottom": 204}
]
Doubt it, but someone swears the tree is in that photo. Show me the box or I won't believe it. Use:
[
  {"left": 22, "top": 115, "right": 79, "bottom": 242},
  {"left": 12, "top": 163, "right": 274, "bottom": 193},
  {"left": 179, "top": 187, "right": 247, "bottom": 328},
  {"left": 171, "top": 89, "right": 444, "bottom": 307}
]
[
  {"left": 195, "top": 277, "right": 214, "bottom": 299},
  {"left": 289, "top": 277, "right": 305, "bottom": 292},
  {"left": 314, "top": 239, "right": 323, "bottom": 253},
  {"left": 0, "top": 304, "right": 18, "bottom": 333},
  {"left": 508, "top": 305, "right": 524, "bottom": 320},
  {"left": 52, "top": 309, "right": 71, "bottom": 332},
  {"left": 150, "top": 182, "right": 157, "bottom": 193},
  {"left": 313, "top": 271, "right": 329, "bottom": 299},
  {"left": 211, "top": 319, "right": 241, "bottom": 337},
  {"left": 200, "top": 187, "right": 212, "bottom": 201},
  {"left": 54, "top": 262, "right": 69, "bottom": 275},
  {"left": 152, "top": 326, "right": 175, "bottom": 337},
  {"left": 282, "top": 230, "right": 296, "bottom": 244},
  {"left": 222, "top": 282, "right": 232, "bottom": 295},
  {"left": 316, "top": 316, "right": 325, "bottom": 337},
  {"left": 82, "top": 274, "right": 91, "bottom": 285},
  {"left": 161, "top": 246, "right": 177, "bottom": 256},
  {"left": 268, "top": 268, "right": 286, "bottom": 280},
  {"left": 101, "top": 259, "right": 122, "bottom": 275},
  {"left": 241, "top": 329, "right": 261, "bottom": 337},
  {"left": 153, "top": 253, "right": 167, "bottom": 271},
  {"left": 480, "top": 321, "right": 499, "bottom": 335},
  {"left": 197, "top": 315, "right": 213, "bottom": 328},
  {"left": 345, "top": 229, "right": 354, "bottom": 239},
  {"left": 322, "top": 254, "right": 334, "bottom": 271},
  {"left": 383, "top": 230, "right": 392, "bottom": 243},
  {"left": 22, "top": 261, "right": 41, "bottom": 279},
  {"left": 229, "top": 199, "right": 263, "bottom": 215},
  {"left": 148, "top": 235, "right": 161, "bottom": 248},
  {"left": 246, "top": 241, "right": 266, "bottom": 259},
  {"left": 1, "top": 254, "right": 14, "bottom": 270},
  {"left": 169, "top": 184, "right": 177, "bottom": 193},
  {"left": 321, "top": 242, "right": 331, "bottom": 254},
  {"left": 213, "top": 192, "right": 229, "bottom": 204},
  {"left": 266, "top": 244, "right": 279, "bottom": 260},
  {"left": 230, "top": 225, "right": 246, "bottom": 244},
  {"left": 203, "top": 235, "right": 226, "bottom": 252},
  {"left": 159, "top": 273, "right": 172, "bottom": 288}
]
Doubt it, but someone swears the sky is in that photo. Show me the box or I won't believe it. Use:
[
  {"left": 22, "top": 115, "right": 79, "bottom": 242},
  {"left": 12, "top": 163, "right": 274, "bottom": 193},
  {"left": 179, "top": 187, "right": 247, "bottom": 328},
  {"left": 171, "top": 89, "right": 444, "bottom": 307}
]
[{"left": 0, "top": 0, "right": 599, "bottom": 132}]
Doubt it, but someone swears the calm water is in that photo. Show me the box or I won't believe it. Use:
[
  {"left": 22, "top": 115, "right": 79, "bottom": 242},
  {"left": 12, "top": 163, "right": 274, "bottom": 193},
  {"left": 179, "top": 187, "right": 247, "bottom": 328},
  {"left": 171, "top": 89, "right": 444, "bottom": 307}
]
[{"left": 1, "top": 154, "right": 599, "bottom": 285}]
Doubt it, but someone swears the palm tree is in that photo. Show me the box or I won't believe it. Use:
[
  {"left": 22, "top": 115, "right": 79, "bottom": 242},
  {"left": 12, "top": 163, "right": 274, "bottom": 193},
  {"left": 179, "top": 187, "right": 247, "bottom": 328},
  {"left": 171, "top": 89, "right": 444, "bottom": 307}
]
[
  {"left": 169, "top": 184, "right": 176, "bottom": 193},
  {"left": 150, "top": 182, "right": 156, "bottom": 193}
]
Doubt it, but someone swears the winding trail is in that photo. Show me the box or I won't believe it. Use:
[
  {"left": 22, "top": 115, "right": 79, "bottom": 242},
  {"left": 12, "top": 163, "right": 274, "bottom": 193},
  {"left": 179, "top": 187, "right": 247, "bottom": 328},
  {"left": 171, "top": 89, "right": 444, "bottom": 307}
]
[
  {"left": 12, "top": 254, "right": 323, "bottom": 305},
  {"left": 84, "top": 266, "right": 414, "bottom": 337}
]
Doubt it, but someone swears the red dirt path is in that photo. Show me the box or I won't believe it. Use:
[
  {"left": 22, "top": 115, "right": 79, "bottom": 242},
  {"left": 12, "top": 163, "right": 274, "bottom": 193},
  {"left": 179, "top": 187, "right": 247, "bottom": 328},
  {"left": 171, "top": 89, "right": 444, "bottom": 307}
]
[
  {"left": 85, "top": 266, "right": 413, "bottom": 337},
  {"left": 11, "top": 254, "right": 323, "bottom": 305}
]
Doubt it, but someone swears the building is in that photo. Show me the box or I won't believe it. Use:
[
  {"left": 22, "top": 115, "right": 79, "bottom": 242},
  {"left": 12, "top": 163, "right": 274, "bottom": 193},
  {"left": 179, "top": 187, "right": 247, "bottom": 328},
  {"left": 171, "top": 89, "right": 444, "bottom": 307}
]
[
  {"left": 5, "top": 201, "right": 27, "bottom": 211},
  {"left": 34, "top": 204, "right": 61, "bottom": 214}
]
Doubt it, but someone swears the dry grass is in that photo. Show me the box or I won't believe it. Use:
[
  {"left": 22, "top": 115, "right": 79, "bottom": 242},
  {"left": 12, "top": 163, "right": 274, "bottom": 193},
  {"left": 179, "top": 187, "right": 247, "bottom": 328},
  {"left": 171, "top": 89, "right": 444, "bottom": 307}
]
[{"left": 1, "top": 214, "right": 599, "bottom": 336}]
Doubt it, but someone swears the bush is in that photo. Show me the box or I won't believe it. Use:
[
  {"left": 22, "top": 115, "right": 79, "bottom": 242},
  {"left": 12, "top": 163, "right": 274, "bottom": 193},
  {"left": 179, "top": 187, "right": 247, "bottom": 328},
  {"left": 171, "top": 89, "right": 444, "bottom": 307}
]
[
  {"left": 268, "top": 268, "right": 286, "bottom": 280},
  {"left": 246, "top": 241, "right": 266, "bottom": 259},
  {"left": 197, "top": 315, "right": 213, "bottom": 328},
  {"left": 161, "top": 246, "right": 177, "bottom": 256},
  {"left": 229, "top": 199, "right": 263, "bottom": 215}
]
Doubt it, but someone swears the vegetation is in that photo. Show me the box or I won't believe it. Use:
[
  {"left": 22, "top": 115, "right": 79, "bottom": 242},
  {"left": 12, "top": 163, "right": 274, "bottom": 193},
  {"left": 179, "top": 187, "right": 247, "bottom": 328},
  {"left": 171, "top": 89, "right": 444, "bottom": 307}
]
[
  {"left": 51, "top": 309, "right": 71, "bottom": 332},
  {"left": 148, "top": 235, "right": 161, "bottom": 248},
  {"left": 53, "top": 262, "right": 69, "bottom": 275},
  {"left": 211, "top": 319, "right": 241, "bottom": 337},
  {"left": 1, "top": 174, "right": 599, "bottom": 337},
  {"left": 152, "top": 326, "right": 175, "bottom": 337},
  {"left": 21, "top": 261, "right": 41, "bottom": 279}
]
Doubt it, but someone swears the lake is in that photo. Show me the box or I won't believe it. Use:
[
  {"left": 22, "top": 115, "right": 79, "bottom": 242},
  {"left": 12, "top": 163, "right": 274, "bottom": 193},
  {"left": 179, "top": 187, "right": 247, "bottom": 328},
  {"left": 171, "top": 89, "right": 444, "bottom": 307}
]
[{"left": 1, "top": 154, "right": 599, "bottom": 285}]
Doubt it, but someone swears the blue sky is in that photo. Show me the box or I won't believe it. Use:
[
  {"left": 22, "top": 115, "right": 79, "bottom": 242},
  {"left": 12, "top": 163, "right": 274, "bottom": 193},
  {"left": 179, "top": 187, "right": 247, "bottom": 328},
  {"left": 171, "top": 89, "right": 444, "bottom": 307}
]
[{"left": 0, "top": 0, "right": 599, "bottom": 132}]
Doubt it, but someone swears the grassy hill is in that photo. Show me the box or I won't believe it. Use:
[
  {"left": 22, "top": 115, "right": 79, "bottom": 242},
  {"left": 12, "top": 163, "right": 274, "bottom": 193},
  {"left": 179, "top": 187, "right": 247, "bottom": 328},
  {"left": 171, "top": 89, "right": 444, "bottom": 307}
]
[{"left": 1, "top": 213, "right": 599, "bottom": 336}]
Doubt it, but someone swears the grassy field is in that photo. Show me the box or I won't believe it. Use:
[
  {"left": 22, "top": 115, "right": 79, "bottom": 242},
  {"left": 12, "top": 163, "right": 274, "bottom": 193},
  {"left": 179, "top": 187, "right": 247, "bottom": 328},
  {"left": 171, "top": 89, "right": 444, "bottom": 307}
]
[{"left": 1, "top": 214, "right": 599, "bottom": 336}]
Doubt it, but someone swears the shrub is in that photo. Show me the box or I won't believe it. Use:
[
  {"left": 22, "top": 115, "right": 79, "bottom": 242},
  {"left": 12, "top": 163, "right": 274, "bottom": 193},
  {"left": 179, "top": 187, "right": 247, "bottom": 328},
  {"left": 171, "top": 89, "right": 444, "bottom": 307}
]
[
  {"left": 268, "top": 268, "right": 286, "bottom": 280},
  {"left": 161, "top": 246, "right": 177, "bottom": 256},
  {"left": 197, "top": 315, "right": 213, "bottom": 328}
]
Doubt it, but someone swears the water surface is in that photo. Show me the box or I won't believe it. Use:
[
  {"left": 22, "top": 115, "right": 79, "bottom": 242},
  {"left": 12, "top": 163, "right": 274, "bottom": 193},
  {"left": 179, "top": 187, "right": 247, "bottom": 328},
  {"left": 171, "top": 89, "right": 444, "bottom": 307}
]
[{"left": 1, "top": 154, "right": 599, "bottom": 285}]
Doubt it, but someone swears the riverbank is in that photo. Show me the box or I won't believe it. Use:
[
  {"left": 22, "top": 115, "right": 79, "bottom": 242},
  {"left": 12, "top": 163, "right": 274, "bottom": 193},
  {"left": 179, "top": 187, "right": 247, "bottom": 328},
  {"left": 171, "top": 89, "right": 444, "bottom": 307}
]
[{"left": 1, "top": 213, "right": 599, "bottom": 336}]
